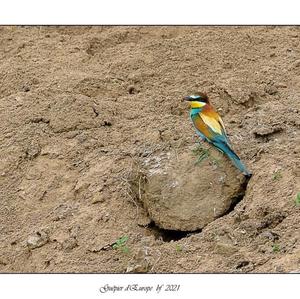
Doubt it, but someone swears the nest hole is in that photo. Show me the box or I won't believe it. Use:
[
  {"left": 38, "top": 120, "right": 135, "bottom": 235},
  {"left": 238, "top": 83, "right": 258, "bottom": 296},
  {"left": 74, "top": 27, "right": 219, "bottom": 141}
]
[{"left": 146, "top": 221, "right": 202, "bottom": 242}]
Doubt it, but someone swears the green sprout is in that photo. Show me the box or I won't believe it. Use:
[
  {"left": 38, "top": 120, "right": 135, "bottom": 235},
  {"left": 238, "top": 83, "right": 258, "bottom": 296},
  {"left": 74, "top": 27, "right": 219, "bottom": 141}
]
[
  {"left": 192, "top": 144, "right": 220, "bottom": 166},
  {"left": 112, "top": 236, "right": 129, "bottom": 254},
  {"left": 272, "top": 243, "right": 280, "bottom": 253},
  {"left": 272, "top": 170, "right": 282, "bottom": 181},
  {"left": 175, "top": 244, "right": 183, "bottom": 252},
  {"left": 295, "top": 192, "right": 300, "bottom": 206}
]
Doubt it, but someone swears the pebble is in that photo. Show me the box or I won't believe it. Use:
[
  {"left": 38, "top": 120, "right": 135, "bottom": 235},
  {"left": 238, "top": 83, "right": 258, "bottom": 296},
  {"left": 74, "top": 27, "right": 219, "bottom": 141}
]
[
  {"left": 27, "top": 231, "right": 49, "bottom": 249},
  {"left": 261, "top": 230, "right": 279, "bottom": 241},
  {"left": 215, "top": 243, "right": 238, "bottom": 256},
  {"left": 126, "top": 264, "right": 149, "bottom": 273},
  {"left": 265, "top": 85, "right": 278, "bottom": 95},
  {"left": 91, "top": 193, "right": 105, "bottom": 204},
  {"left": 62, "top": 237, "right": 78, "bottom": 251},
  {"left": 275, "top": 82, "right": 287, "bottom": 88}
]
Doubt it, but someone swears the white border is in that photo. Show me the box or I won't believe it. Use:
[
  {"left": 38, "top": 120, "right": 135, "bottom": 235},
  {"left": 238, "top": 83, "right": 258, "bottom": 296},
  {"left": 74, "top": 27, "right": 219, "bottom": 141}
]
[
  {"left": 0, "top": 274, "right": 298, "bottom": 299},
  {"left": 0, "top": 0, "right": 299, "bottom": 24}
]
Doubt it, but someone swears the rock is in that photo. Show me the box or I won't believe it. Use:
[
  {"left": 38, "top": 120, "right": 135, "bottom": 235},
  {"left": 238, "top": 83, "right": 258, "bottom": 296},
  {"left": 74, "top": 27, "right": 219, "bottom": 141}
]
[
  {"left": 52, "top": 203, "right": 78, "bottom": 221},
  {"left": 62, "top": 237, "right": 78, "bottom": 251},
  {"left": 91, "top": 192, "right": 105, "bottom": 204},
  {"left": 215, "top": 242, "right": 238, "bottom": 256},
  {"left": 27, "top": 230, "right": 49, "bottom": 249},
  {"left": 261, "top": 230, "right": 280, "bottom": 241},
  {"left": 275, "top": 82, "right": 287, "bottom": 88},
  {"left": 133, "top": 145, "right": 247, "bottom": 231},
  {"left": 126, "top": 264, "right": 149, "bottom": 273},
  {"left": 265, "top": 84, "right": 278, "bottom": 95},
  {"left": 25, "top": 142, "right": 41, "bottom": 159},
  {"left": 253, "top": 125, "right": 283, "bottom": 137},
  {"left": 126, "top": 247, "right": 153, "bottom": 273}
]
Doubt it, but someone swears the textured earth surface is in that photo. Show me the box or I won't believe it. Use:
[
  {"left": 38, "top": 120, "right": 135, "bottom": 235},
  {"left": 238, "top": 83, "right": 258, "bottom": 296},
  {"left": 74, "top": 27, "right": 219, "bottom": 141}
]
[
  {"left": 0, "top": 26, "right": 299, "bottom": 273},
  {"left": 138, "top": 145, "right": 247, "bottom": 231}
]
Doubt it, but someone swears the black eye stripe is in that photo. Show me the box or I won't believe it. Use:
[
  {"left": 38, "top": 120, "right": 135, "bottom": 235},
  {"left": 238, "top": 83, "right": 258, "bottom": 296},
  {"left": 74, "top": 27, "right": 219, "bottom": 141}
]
[{"left": 190, "top": 95, "right": 201, "bottom": 100}]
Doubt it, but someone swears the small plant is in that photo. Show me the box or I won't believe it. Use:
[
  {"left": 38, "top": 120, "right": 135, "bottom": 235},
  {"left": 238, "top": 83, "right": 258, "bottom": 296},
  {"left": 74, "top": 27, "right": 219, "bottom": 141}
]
[
  {"left": 272, "top": 170, "right": 282, "bottom": 181},
  {"left": 192, "top": 144, "right": 220, "bottom": 166},
  {"left": 112, "top": 236, "right": 129, "bottom": 254},
  {"left": 272, "top": 243, "right": 280, "bottom": 253},
  {"left": 296, "top": 192, "right": 300, "bottom": 206},
  {"left": 175, "top": 244, "right": 183, "bottom": 252}
]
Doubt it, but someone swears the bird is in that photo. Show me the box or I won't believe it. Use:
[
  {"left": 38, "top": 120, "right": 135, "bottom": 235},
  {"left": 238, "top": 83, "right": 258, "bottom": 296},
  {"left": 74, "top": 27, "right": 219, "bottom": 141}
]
[{"left": 183, "top": 92, "right": 251, "bottom": 177}]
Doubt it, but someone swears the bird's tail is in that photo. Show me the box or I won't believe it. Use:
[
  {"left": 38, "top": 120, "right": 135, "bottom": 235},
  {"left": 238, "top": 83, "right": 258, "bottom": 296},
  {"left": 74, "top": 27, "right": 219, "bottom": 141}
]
[{"left": 215, "top": 142, "right": 252, "bottom": 178}]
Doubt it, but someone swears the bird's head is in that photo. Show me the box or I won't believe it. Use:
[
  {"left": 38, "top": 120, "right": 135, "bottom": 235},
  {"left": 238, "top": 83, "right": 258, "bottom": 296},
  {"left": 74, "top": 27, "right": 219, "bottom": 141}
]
[{"left": 183, "top": 92, "right": 209, "bottom": 109}]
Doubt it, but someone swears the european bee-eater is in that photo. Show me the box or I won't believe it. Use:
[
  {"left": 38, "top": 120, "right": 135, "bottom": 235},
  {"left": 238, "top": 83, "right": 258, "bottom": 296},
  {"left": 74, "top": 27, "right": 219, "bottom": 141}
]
[{"left": 184, "top": 92, "right": 251, "bottom": 177}]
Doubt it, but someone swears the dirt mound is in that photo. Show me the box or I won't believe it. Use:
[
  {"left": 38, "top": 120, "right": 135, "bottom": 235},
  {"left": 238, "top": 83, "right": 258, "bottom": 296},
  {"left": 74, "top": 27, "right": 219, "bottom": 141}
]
[
  {"left": 135, "top": 145, "right": 247, "bottom": 231},
  {"left": 0, "top": 26, "right": 299, "bottom": 273}
]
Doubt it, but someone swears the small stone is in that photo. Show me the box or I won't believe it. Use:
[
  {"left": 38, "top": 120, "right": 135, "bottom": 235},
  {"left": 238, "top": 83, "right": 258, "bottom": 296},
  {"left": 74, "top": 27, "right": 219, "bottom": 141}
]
[
  {"left": 69, "top": 225, "right": 80, "bottom": 239},
  {"left": 40, "top": 144, "right": 60, "bottom": 158},
  {"left": 27, "top": 230, "right": 49, "bottom": 249},
  {"left": 215, "top": 243, "right": 238, "bottom": 256},
  {"left": 275, "top": 82, "right": 287, "bottom": 88},
  {"left": 253, "top": 125, "right": 283, "bottom": 137},
  {"left": 62, "top": 237, "right": 78, "bottom": 251},
  {"left": 100, "top": 213, "right": 110, "bottom": 222},
  {"left": 25, "top": 142, "right": 41, "bottom": 159},
  {"left": 126, "top": 264, "right": 149, "bottom": 273},
  {"left": 52, "top": 203, "right": 78, "bottom": 221},
  {"left": 265, "top": 84, "right": 278, "bottom": 95},
  {"left": 91, "top": 193, "right": 105, "bottom": 204},
  {"left": 261, "top": 230, "right": 279, "bottom": 241}
]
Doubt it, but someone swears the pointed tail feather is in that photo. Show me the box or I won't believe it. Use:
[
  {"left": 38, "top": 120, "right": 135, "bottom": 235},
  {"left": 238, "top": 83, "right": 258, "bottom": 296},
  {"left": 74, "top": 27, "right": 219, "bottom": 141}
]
[
  {"left": 213, "top": 141, "right": 252, "bottom": 177},
  {"left": 227, "top": 151, "right": 252, "bottom": 177}
]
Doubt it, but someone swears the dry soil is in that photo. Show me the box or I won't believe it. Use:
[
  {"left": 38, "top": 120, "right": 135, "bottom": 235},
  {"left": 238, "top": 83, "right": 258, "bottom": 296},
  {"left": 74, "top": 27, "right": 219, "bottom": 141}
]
[{"left": 0, "top": 26, "right": 299, "bottom": 273}]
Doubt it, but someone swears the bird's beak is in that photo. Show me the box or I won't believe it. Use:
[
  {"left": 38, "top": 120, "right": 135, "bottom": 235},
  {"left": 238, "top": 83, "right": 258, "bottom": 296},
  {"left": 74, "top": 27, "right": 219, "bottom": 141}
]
[{"left": 182, "top": 96, "right": 192, "bottom": 102}]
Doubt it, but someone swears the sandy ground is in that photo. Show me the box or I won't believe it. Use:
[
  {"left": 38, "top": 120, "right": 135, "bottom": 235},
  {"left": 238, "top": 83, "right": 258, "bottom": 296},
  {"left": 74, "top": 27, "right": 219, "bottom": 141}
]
[{"left": 0, "top": 26, "right": 299, "bottom": 273}]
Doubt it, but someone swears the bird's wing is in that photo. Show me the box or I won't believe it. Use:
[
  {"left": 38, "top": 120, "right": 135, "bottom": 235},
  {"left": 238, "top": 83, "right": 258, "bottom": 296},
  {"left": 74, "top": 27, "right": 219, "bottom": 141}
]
[
  {"left": 200, "top": 107, "right": 231, "bottom": 145},
  {"left": 200, "top": 107, "right": 225, "bottom": 133},
  {"left": 200, "top": 112, "right": 223, "bottom": 135},
  {"left": 191, "top": 113, "right": 215, "bottom": 141}
]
